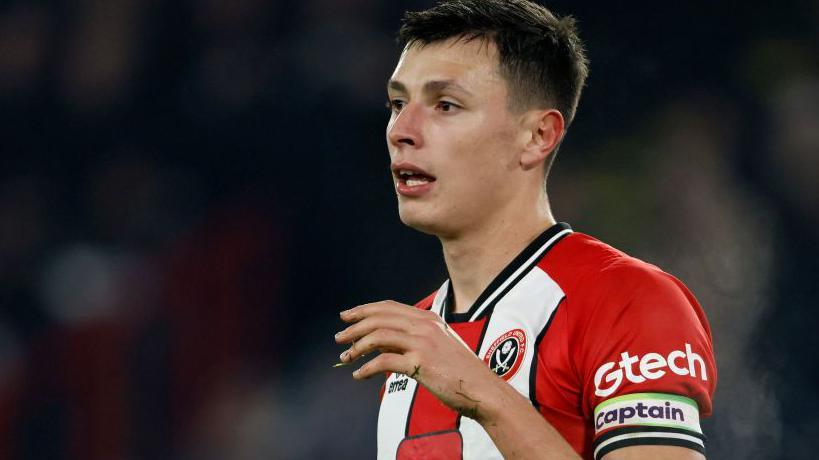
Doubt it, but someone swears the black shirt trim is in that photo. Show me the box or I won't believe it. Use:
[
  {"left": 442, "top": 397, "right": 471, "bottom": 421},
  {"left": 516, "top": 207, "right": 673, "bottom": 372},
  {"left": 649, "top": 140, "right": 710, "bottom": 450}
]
[{"left": 442, "top": 222, "right": 571, "bottom": 323}]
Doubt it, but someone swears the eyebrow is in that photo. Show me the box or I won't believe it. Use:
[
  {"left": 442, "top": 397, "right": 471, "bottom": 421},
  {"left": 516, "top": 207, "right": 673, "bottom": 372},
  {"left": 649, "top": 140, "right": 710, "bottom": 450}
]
[{"left": 387, "top": 79, "right": 474, "bottom": 97}]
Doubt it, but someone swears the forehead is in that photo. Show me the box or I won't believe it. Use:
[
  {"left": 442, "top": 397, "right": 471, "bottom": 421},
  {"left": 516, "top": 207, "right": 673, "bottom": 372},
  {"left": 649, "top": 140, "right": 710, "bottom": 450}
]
[{"left": 390, "top": 37, "right": 505, "bottom": 92}]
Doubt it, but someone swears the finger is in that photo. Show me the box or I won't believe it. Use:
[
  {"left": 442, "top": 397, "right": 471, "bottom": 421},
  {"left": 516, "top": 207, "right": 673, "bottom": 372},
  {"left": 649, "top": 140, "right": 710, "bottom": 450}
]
[
  {"left": 335, "top": 312, "right": 416, "bottom": 344},
  {"left": 340, "top": 329, "right": 415, "bottom": 363},
  {"left": 352, "top": 352, "right": 411, "bottom": 380},
  {"left": 339, "top": 300, "right": 417, "bottom": 324}
]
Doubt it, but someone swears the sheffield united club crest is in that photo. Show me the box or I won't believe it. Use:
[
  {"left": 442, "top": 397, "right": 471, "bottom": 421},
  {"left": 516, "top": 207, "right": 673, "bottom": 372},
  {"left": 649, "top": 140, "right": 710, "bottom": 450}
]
[{"left": 483, "top": 329, "right": 527, "bottom": 380}]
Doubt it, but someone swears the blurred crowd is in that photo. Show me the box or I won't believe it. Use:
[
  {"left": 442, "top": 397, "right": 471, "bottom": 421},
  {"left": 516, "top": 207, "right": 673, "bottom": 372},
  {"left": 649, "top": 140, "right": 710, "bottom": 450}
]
[{"left": 0, "top": 0, "right": 816, "bottom": 459}]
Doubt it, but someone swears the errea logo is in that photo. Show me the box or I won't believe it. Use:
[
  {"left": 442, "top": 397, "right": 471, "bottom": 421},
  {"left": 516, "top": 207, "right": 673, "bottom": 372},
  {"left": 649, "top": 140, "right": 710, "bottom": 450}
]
[{"left": 593, "top": 344, "right": 708, "bottom": 397}]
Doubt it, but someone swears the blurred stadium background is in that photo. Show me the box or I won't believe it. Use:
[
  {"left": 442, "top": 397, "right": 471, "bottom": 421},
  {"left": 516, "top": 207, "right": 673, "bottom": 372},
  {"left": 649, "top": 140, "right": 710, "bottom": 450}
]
[{"left": 0, "top": 0, "right": 816, "bottom": 458}]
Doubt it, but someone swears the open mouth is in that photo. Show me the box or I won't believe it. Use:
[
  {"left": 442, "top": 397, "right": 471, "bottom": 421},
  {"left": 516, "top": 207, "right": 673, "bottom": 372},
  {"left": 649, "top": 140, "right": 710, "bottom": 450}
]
[
  {"left": 396, "top": 169, "right": 436, "bottom": 187},
  {"left": 391, "top": 162, "right": 437, "bottom": 197}
]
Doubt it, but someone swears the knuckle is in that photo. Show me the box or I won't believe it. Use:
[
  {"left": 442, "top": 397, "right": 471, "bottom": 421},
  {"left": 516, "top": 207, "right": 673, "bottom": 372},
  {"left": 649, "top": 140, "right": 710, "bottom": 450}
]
[
  {"left": 362, "top": 356, "right": 383, "bottom": 376},
  {"left": 374, "top": 354, "right": 390, "bottom": 369},
  {"left": 419, "top": 319, "right": 440, "bottom": 335},
  {"left": 369, "top": 329, "right": 386, "bottom": 342},
  {"left": 384, "top": 299, "right": 400, "bottom": 309},
  {"left": 421, "top": 310, "right": 443, "bottom": 325},
  {"left": 366, "top": 338, "right": 381, "bottom": 352},
  {"left": 362, "top": 330, "right": 389, "bottom": 351},
  {"left": 352, "top": 337, "right": 370, "bottom": 355},
  {"left": 421, "top": 309, "right": 438, "bottom": 319},
  {"left": 359, "top": 361, "right": 372, "bottom": 374},
  {"left": 342, "top": 324, "right": 357, "bottom": 339},
  {"left": 412, "top": 335, "right": 432, "bottom": 352}
]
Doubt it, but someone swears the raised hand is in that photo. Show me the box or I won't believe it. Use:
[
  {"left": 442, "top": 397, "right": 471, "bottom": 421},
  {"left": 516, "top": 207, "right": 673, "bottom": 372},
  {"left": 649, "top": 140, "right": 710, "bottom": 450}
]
[{"left": 334, "top": 300, "right": 500, "bottom": 420}]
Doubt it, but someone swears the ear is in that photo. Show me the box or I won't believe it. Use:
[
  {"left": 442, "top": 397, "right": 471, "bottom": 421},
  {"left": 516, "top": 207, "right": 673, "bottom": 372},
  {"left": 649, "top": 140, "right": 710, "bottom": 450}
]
[{"left": 519, "top": 109, "right": 565, "bottom": 171}]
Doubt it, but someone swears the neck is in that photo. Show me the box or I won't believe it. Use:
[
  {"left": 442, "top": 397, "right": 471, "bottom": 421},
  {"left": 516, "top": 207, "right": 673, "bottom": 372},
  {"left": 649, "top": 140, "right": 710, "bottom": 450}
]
[{"left": 440, "top": 198, "right": 555, "bottom": 314}]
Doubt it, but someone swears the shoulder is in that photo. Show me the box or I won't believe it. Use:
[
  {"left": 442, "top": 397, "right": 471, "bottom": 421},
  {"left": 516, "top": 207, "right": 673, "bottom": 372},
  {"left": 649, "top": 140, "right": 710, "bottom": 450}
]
[
  {"left": 538, "top": 231, "right": 699, "bottom": 313},
  {"left": 537, "top": 231, "right": 712, "bottom": 356},
  {"left": 535, "top": 232, "right": 716, "bottom": 456}
]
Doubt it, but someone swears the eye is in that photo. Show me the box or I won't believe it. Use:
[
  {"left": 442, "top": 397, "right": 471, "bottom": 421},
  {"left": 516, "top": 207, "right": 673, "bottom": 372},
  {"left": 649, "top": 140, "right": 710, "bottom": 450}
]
[
  {"left": 436, "top": 100, "right": 460, "bottom": 112},
  {"left": 386, "top": 99, "right": 405, "bottom": 112}
]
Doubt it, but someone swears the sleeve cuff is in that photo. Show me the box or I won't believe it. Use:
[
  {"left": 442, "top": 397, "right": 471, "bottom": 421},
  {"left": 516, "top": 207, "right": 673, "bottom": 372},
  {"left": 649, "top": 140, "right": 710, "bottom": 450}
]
[{"left": 592, "top": 426, "right": 706, "bottom": 459}]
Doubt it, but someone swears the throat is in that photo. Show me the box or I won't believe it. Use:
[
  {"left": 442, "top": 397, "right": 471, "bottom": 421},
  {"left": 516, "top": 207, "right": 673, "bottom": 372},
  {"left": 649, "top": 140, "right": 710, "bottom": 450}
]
[
  {"left": 441, "top": 220, "right": 560, "bottom": 319},
  {"left": 446, "top": 281, "right": 479, "bottom": 316}
]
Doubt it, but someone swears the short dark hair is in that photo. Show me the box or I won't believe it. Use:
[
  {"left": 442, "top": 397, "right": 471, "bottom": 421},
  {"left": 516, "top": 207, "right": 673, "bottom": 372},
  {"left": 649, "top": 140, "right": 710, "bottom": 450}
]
[{"left": 398, "top": 0, "right": 589, "bottom": 127}]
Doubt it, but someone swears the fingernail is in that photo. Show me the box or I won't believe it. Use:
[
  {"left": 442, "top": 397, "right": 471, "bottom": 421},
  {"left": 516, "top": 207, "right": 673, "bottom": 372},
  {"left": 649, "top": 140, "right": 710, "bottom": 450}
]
[
  {"left": 334, "top": 331, "right": 343, "bottom": 339},
  {"left": 340, "top": 350, "right": 349, "bottom": 361},
  {"left": 352, "top": 368, "right": 360, "bottom": 377}
]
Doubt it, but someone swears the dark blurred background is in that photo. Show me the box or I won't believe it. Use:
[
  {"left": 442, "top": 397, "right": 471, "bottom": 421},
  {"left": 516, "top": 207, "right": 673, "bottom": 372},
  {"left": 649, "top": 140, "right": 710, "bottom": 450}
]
[{"left": 0, "top": 0, "right": 816, "bottom": 458}]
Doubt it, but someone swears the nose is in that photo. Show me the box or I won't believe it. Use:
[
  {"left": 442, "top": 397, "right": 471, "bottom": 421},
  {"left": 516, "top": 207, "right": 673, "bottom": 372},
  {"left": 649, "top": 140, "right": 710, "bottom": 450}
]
[{"left": 387, "top": 103, "right": 423, "bottom": 149}]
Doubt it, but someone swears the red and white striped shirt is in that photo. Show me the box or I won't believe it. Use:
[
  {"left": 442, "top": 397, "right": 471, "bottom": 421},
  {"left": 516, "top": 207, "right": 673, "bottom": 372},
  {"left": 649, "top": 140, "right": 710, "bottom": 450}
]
[{"left": 377, "top": 223, "right": 716, "bottom": 459}]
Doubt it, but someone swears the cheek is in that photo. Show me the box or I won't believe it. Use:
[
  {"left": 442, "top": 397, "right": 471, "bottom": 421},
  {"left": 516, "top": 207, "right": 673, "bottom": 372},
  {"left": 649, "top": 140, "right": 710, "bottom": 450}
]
[
  {"left": 437, "top": 137, "right": 510, "bottom": 210},
  {"left": 429, "top": 111, "right": 520, "bottom": 198},
  {"left": 449, "top": 122, "right": 517, "bottom": 183}
]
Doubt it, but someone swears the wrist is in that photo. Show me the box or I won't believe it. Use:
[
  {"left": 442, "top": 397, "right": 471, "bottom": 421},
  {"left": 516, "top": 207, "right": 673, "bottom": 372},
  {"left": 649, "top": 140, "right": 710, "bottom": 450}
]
[
  {"left": 466, "top": 375, "right": 580, "bottom": 459},
  {"left": 466, "top": 373, "right": 519, "bottom": 425}
]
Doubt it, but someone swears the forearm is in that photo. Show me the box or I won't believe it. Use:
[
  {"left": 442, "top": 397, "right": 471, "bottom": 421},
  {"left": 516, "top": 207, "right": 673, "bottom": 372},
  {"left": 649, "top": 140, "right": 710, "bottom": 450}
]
[{"left": 472, "top": 377, "right": 580, "bottom": 460}]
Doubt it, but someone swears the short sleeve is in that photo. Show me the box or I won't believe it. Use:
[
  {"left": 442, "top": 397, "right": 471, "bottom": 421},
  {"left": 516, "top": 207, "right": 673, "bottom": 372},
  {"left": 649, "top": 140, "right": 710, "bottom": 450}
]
[{"left": 576, "top": 262, "right": 717, "bottom": 460}]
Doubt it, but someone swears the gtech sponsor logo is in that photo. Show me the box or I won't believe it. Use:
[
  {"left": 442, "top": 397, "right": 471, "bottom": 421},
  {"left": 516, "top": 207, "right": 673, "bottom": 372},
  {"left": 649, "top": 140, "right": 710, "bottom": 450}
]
[{"left": 593, "top": 344, "right": 708, "bottom": 397}]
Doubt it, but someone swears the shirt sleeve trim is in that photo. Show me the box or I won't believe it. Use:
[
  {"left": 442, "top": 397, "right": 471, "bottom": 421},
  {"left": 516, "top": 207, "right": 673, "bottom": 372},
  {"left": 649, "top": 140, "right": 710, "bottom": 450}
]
[{"left": 594, "top": 425, "right": 706, "bottom": 447}]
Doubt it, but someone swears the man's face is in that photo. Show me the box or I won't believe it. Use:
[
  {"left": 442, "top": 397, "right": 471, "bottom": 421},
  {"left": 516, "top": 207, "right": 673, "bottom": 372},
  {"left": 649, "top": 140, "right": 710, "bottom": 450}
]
[{"left": 386, "top": 38, "right": 527, "bottom": 238}]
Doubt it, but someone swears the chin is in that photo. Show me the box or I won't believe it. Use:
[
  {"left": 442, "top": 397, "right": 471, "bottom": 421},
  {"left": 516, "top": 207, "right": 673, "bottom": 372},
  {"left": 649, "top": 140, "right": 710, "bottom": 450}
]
[{"left": 397, "top": 205, "right": 443, "bottom": 236}]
